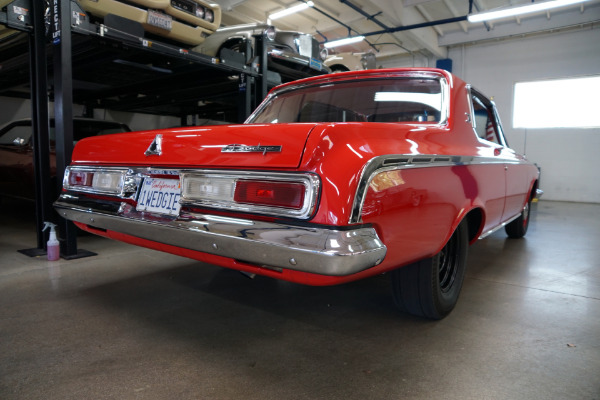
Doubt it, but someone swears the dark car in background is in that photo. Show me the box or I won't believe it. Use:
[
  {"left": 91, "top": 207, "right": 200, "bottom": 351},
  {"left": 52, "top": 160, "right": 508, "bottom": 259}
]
[{"left": 0, "top": 118, "right": 130, "bottom": 201}]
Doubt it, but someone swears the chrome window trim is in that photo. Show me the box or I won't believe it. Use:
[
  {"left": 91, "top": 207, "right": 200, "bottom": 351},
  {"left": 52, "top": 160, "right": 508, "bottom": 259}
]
[
  {"left": 246, "top": 72, "right": 450, "bottom": 125},
  {"left": 467, "top": 86, "right": 509, "bottom": 148},
  {"left": 466, "top": 84, "right": 476, "bottom": 131},
  {"left": 439, "top": 77, "right": 450, "bottom": 125}
]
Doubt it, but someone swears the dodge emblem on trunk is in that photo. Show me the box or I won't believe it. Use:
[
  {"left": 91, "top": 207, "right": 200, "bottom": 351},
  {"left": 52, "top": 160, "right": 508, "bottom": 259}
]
[{"left": 221, "top": 144, "right": 282, "bottom": 155}]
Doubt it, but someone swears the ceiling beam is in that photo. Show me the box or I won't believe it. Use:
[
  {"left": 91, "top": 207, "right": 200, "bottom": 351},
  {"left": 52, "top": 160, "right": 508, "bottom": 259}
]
[
  {"left": 442, "top": 0, "right": 470, "bottom": 33},
  {"left": 365, "top": 0, "right": 448, "bottom": 58},
  {"left": 416, "top": 5, "right": 445, "bottom": 37}
]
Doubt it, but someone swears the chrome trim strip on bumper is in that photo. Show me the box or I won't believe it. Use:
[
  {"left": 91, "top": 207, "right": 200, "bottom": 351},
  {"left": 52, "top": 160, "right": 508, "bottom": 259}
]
[{"left": 54, "top": 194, "right": 387, "bottom": 277}]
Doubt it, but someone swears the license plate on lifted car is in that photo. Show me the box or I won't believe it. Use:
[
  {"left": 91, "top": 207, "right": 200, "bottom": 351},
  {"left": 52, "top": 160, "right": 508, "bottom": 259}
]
[
  {"left": 147, "top": 10, "right": 172, "bottom": 31},
  {"left": 136, "top": 178, "right": 181, "bottom": 216}
]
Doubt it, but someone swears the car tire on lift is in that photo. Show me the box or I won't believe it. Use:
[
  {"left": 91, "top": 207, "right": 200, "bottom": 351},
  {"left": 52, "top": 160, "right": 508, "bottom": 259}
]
[{"left": 391, "top": 219, "right": 469, "bottom": 319}]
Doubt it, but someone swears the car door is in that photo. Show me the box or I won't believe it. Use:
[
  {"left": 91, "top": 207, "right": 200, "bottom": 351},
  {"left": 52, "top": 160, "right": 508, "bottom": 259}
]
[
  {"left": 0, "top": 121, "right": 36, "bottom": 200},
  {"left": 468, "top": 88, "right": 507, "bottom": 230},
  {"left": 488, "top": 104, "right": 533, "bottom": 221},
  {"left": 470, "top": 89, "right": 531, "bottom": 224}
]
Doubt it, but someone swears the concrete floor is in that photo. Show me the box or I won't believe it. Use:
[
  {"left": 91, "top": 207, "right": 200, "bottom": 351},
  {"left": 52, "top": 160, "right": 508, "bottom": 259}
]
[{"left": 0, "top": 199, "right": 599, "bottom": 400}]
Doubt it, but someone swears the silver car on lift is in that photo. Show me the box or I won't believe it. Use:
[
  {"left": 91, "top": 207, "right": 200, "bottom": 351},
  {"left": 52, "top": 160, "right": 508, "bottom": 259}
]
[{"left": 196, "top": 23, "right": 331, "bottom": 81}]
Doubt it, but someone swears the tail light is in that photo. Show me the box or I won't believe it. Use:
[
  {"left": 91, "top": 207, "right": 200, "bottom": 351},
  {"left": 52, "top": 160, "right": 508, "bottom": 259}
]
[
  {"left": 180, "top": 172, "right": 319, "bottom": 219},
  {"left": 68, "top": 170, "right": 93, "bottom": 187},
  {"left": 63, "top": 167, "right": 129, "bottom": 196},
  {"left": 234, "top": 180, "right": 305, "bottom": 209}
]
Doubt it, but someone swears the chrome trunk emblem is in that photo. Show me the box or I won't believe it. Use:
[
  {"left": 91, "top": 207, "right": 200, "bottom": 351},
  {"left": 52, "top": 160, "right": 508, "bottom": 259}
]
[
  {"left": 221, "top": 144, "right": 282, "bottom": 155},
  {"left": 145, "top": 134, "right": 163, "bottom": 156}
]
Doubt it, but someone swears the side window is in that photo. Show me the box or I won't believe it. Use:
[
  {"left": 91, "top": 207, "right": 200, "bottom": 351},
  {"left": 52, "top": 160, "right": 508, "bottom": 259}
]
[
  {"left": 0, "top": 125, "right": 32, "bottom": 145},
  {"left": 471, "top": 94, "right": 500, "bottom": 145}
]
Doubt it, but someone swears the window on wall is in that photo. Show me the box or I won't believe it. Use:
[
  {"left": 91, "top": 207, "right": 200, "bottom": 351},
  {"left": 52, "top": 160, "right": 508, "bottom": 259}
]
[{"left": 513, "top": 76, "right": 600, "bottom": 129}]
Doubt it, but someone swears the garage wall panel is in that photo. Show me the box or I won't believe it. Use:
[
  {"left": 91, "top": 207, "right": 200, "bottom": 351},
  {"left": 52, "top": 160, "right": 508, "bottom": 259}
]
[{"left": 448, "top": 27, "right": 600, "bottom": 203}]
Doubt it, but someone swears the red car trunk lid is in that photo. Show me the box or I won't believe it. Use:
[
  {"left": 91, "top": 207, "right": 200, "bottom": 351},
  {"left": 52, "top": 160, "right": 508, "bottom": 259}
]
[{"left": 71, "top": 124, "right": 317, "bottom": 169}]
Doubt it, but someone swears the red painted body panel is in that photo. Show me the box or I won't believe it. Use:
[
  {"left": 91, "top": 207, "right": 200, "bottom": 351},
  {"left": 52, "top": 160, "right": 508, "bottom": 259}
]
[
  {"left": 62, "top": 68, "right": 540, "bottom": 286},
  {"left": 72, "top": 124, "right": 318, "bottom": 169}
]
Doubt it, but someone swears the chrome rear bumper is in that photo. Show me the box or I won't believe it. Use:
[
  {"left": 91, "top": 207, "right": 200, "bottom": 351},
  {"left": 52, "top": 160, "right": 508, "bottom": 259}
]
[{"left": 54, "top": 194, "right": 386, "bottom": 276}]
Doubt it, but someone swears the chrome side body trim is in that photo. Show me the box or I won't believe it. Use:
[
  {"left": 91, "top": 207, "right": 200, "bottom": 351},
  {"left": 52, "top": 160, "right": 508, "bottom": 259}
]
[
  {"left": 478, "top": 213, "right": 521, "bottom": 239},
  {"left": 54, "top": 195, "right": 386, "bottom": 277},
  {"left": 349, "top": 153, "right": 517, "bottom": 224}
]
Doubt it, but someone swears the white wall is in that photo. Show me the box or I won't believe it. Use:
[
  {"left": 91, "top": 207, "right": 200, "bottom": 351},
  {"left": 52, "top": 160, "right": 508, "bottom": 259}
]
[{"left": 447, "top": 26, "right": 600, "bottom": 203}]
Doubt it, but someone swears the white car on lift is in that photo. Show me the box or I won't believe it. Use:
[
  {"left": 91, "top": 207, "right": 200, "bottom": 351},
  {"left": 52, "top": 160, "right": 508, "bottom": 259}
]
[
  {"left": 196, "top": 23, "right": 331, "bottom": 81},
  {"left": 324, "top": 52, "right": 377, "bottom": 72}
]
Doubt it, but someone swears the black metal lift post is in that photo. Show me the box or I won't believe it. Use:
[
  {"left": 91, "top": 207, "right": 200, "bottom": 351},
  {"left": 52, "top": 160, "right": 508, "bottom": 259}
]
[
  {"left": 52, "top": 0, "right": 95, "bottom": 259},
  {"left": 16, "top": 0, "right": 54, "bottom": 257},
  {"left": 254, "top": 34, "right": 269, "bottom": 107}
]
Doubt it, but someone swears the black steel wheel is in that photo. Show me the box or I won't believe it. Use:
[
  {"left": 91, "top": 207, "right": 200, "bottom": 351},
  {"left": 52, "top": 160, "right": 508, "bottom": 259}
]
[
  {"left": 505, "top": 198, "right": 531, "bottom": 239},
  {"left": 391, "top": 220, "right": 469, "bottom": 319}
]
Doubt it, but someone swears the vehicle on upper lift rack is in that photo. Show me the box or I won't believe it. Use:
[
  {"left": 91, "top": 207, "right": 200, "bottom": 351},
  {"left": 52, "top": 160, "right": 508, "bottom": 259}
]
[
  {"left": 54, "top": 68, "right": 542, "bottom": 319},
  {"left": 196, "top": 24, "right": 331, "bottom": 83},
  {"left": 324, "top": 52, "right": 377, "bottom": 72},
  {"left": 77, "top": 0, "right": 222, "bottom": 46},
  {"left": 0, "top": 0, "right": 25, "bottom": 43}
]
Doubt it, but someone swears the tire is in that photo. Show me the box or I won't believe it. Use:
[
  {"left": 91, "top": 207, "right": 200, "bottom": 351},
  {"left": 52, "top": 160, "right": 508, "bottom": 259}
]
[
  {"left": 391, "top": 220, "right": 469, "bottom": 319},
  {"left": 505, "top": 198, "right": 531, "bottom": 238}
]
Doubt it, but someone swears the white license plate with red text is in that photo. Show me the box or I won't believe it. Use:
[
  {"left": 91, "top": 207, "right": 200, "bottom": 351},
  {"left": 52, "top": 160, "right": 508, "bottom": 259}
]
[
  {"left": 147, "top": 10, "right": 172, "bottom": 31},
  {"left": 136, "top": 178, "right": 181, "bottom": 216}
]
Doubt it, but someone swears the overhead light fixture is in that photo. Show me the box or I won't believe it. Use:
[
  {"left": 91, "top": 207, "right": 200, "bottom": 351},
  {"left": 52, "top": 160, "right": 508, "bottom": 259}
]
[
  {"left": 324, "top": 36, "right": 365, "bottom": 48},
  {"left": 467, "top": 0, "right": 592, "bottom": 23},
  {"left": 269, "top": 1, "right": 314, "bottom": 20}
]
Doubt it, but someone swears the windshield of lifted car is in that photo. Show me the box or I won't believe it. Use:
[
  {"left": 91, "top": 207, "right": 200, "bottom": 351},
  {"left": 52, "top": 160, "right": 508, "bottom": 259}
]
[{"left": 247, "top": 77, "right": 444, "bottom": 124}]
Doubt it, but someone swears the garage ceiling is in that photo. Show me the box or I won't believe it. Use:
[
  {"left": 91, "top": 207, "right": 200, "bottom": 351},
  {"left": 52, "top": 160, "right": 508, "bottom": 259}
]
[{"left": 217, "top": 0, "right": 600, "bottom": 60}]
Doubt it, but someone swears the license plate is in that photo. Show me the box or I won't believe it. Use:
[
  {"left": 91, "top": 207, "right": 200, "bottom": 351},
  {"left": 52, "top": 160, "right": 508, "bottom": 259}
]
[
  {"left": 309, "top": 57, "right": 322, "bottom": 71},
  {"left": 147, "top": 10, "right": 172, "bottom": 31},
  {"left": 136, "top": 178, "right": 181, "bottom": 216}
]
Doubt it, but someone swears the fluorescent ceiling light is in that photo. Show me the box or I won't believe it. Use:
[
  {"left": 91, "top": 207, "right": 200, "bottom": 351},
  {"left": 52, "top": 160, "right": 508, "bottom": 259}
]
[
  {"left": 468, "top": 0, "right": 591, "bottom": 23},
  {"left": 324, "top": 36, "right": 365, "bottom": 48},
  {"left": 269, "top": 1, "right": 314, "bottom": 20}
]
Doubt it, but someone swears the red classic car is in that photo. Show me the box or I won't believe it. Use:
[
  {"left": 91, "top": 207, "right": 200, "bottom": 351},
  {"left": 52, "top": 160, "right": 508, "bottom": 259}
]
[{"left": 54, "top": 68, "right": 540, "bottom": 319}]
